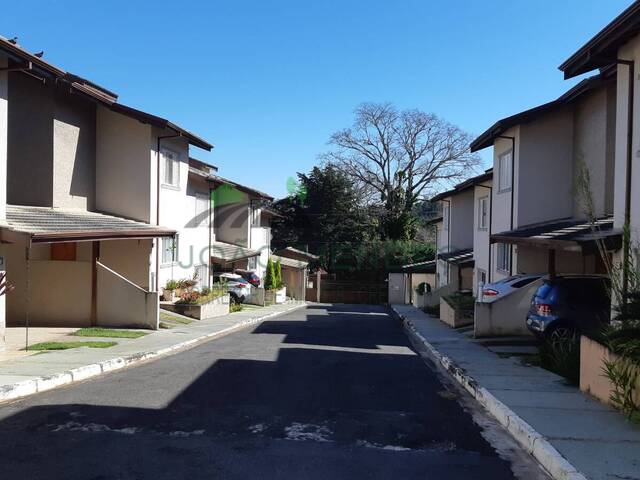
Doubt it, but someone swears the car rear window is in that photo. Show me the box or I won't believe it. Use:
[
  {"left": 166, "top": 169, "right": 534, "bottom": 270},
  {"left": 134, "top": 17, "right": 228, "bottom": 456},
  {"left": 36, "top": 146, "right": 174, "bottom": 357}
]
[
  {"left": 512, "top": 277, "right": 539, "bottom": 289},
  {"left": 535, "top": 282, "right": 555, "bottom": 300}
]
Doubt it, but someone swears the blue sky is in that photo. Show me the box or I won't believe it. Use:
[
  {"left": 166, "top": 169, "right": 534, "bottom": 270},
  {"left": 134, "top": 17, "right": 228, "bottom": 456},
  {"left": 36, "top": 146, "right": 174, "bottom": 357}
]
[{"left": 1, "top": 0, "right": 632, "bottom": 198}]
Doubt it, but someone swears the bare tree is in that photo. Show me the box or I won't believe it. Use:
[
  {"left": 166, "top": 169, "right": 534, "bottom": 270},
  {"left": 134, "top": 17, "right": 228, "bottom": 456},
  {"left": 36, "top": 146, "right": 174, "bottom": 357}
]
[{"left": 323, "top": 103, "right": 480, "bottom": 238}]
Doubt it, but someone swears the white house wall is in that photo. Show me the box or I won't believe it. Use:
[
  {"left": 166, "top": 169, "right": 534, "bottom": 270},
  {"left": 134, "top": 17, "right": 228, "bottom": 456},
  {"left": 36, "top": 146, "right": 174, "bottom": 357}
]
[
  {"left": 473, "top": 179, "right": 492, "bottom": 293},
  {"left": 615, "top": 37, "right": 640, "bottom": 246},
  {"left": 449, "top": 189, "right": 474, "bottom": 251},
  {"left": 0, "top": 56, "right": 7, "bottom": 349}
]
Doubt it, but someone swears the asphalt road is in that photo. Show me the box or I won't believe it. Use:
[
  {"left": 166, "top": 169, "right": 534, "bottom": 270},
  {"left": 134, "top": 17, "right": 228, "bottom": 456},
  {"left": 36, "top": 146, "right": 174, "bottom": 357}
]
[{"left": 0, "top": 304, "right": 537, "bottom": 479}]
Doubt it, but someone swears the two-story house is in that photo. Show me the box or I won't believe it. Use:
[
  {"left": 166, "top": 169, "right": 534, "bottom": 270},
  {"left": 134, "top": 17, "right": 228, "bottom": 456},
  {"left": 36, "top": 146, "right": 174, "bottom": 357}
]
[
  {"left": 471, "top": 69, "right": 618, "bottom": 284},
  {"left": 0, "top": 36, "right": 212, "bottom": 349},
  {"left": 559, "top": 1, "right": 640, "bottom": 307},
  {"left": 430, "top": 169, "right": 493, "bottom": 295}
]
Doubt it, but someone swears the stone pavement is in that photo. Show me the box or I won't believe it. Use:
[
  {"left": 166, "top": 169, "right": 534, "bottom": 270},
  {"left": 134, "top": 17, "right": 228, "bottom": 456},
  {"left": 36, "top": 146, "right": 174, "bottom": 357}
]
[
  {"left": 392, "top": 304, "right": 640, "bottom": 480},
  {"left": 0, "top": 301, "right": 306, "bottom": 404}
]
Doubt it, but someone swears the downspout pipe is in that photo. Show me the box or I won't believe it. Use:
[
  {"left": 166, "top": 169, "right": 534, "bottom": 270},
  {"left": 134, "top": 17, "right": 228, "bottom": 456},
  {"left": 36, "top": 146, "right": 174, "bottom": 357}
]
[
  {"left": 155, "top": 132, "right": 182, "bottom": 292},
  {"left": 617, "top": 59, "right": 634, "bottom": 307},
  {"left": 476, "top": 184, "right": 493, "bottom": 283},
  {"left": 440, "top": 199, "right": 452, "bottom": 284},
  {"left": 497, "top": 135, "right": 516, "bottom": 276}
]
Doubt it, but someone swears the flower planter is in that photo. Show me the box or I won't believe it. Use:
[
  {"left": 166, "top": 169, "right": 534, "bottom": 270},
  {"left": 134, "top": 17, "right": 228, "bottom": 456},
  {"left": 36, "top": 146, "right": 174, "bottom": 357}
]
[
  {"left": 162, "top": 288, "right": 175, "bottom": 303},
  {"left": 162, "top": 294, "right": 230, "bottom": 320},
  {"left": 265, "top": 287, "right": 287, "bottom": 305},
  {"left": 580, "top": 335, "right": 640, "bottom": 406}
]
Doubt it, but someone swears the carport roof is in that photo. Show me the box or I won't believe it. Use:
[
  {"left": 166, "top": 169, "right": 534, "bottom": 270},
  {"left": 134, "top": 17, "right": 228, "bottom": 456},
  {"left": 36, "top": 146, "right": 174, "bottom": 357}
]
[
  {"left": 388, "top": 259, "right": 436, "bottom": 274},
  {"left": 437, "top": 249, "right": 474, "bottom": 266},
  {"left": 2, "top": 205, "right": 176, "bottom": 243},
  {"left": 490, "top": 216, "right": 622, "bottom": 252},
  {"left": 210, "top": 241, "right": 260, "bottom": 262},
  {"left": 272, "top": 254, "right": 308, "bottom": 269}
]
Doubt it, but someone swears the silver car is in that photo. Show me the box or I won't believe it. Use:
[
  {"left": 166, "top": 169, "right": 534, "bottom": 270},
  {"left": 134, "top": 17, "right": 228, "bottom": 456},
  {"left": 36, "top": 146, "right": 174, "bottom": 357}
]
[{"left": 479, "top": 274, "right": 543, "bottom": 303}]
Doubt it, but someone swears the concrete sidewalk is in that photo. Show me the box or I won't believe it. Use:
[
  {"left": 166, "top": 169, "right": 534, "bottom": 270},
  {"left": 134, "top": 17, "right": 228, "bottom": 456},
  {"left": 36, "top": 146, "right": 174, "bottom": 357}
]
[
  {"left": 0, "top": 301, "right": 306, "bottom": 404},
  {"left": 392, "top": 304, "right": 640, "bottom": 480}
]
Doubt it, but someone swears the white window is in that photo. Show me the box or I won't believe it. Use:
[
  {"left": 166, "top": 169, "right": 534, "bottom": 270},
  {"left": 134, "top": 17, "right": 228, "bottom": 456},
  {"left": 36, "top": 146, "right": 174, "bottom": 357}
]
[
  {"left": 496, "top": 243, "right": 511, "bottom": 272},
  {"left": 498, "top": 151, "right": 512, "bottom": 192},
  {"left": 162, "top": 148, "right": 180, "bottom": 187},
  {"left": 195, "top": 194, "right": 210, "bottom": 227},
  {"left": 162, "top": 235, "right": 179, "bottom": 264},
  {"left": 250, "top": 200, "right": 261, "bottom": 227},
  {"left": 442, "top": 203, "right": 449, "bottom": 231},
  {"left": 478, "top": 196, "right": 488, "bottom": 230}
]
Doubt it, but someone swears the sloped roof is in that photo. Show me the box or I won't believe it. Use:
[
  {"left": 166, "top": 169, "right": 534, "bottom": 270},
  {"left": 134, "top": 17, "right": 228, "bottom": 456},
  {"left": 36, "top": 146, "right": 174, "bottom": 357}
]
[
  {"left": 470, "top": 69, "right": 615, "bottom": 152},
  {"left": 437, "top": 248, "right": 474, "bottom": 266},
  {"left": 559, "top": 2, "right": 640, "bottom": 79},
  {"left": 430, "top": 169, "right": 493, "bottom": 203},
  {"left": 272, "top": 254, "right": 308, "bottom": 269},
  {"left": 275, "top": 247, "right": 319, "bottom": 261},
  {"left": 210, "top": 241, "right": 260, "bottom": 262},
  {"left": 388, "top": 259, "right": 436, "bottom": 274},
  {"left": 0, "top": 36, "right": 212, "bottom": 151},
  {"left": 3, "top": 205, "right": 175, "bottom": 243}
]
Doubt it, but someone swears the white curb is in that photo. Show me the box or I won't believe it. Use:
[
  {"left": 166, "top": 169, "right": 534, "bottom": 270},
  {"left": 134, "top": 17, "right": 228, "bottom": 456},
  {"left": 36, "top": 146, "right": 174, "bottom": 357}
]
[
  {"left": 0, "top": 302, "right": 307, "bottom": 405},
  {"left": 393, "top": 307, "right": 587, "bottom": 480}
]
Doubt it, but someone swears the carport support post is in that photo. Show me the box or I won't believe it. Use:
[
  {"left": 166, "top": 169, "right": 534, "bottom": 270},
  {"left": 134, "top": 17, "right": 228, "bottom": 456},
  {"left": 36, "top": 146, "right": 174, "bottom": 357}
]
[
  {"left": 24, "top": 245, "right": 30, "bottom": 350},
  {"left": 548, "top": 249, "right": 556, "bottom": 278},
  {"left": 90, "top": 241, "right": 100, "bottom": 326}
]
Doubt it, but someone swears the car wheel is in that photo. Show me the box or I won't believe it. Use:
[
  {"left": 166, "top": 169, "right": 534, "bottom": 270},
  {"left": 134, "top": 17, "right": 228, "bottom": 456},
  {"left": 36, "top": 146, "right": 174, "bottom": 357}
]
[
  {"left": 546, "top": 324, "right": 578, "bottom": 344},
  {"left": 229, "top": 292, "right": 240, "bottom": 304}
]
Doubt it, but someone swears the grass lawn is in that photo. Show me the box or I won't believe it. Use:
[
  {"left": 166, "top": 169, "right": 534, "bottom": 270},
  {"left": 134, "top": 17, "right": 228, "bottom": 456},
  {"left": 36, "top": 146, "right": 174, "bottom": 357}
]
[
  {"left": 160, "top": 312, "right": 193, "bottom": 324},
  {"left": 26, "top": 341, "right": 117, "bottom": 351},
  {"left": 71, "top": 327, "right": 149, "bottom": 339}
]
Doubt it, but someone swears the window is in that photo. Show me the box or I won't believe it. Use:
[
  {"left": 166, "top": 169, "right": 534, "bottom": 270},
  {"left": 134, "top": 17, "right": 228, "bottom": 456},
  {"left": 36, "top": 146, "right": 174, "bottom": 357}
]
[
  {"left": 442, "top": 204, "right": 449, "bottom": 231},
  {"left": 195, "top": 194, "right": 210, "bottom": 227},
  {"left": 162, "top": 148, "right": 180, "bottom": 187},
  {"left": 250, "top": 200, "right": 261, "bottom": 227},
  {"left": 496, "top": 243, "right": 511, "bottom": 272},
  {"left": 478, "top": 196, "right": 488, "bottom": 230},
  {"left": 162, "top": 235, "right": 179, "bottom": 264},
  {"left": 498, "top": 151, "right": 512, "bottom": 192}
]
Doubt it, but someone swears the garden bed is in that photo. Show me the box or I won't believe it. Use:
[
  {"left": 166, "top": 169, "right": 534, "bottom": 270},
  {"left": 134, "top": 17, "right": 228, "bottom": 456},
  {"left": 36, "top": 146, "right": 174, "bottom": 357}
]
[{"left": 163, "top": 293, "right": 230, "bottom": 320}]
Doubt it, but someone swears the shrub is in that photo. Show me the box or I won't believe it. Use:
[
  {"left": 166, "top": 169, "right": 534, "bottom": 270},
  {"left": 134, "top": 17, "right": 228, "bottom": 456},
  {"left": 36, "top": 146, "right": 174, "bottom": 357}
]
[
  {"left": 265, "top": 258, "right": 277, "bottom": 290},
  {"left": 537, "top": 337, "right": 581, "bottom": 385},
  {"left": 443, "top": 292, "right": 474, "bottom": 319},
  {"left": 165, "top": 279, "right": 179, "bottom": 290}
]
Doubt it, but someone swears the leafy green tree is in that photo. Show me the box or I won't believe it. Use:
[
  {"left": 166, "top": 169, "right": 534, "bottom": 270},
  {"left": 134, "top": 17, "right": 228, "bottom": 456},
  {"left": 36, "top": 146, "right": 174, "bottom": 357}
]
[
  {"left": 275, "top": 259, "right": 283, "bottom": 289},
  {"left": 264, "top": 257, "right": 276, "bottom": 290}
]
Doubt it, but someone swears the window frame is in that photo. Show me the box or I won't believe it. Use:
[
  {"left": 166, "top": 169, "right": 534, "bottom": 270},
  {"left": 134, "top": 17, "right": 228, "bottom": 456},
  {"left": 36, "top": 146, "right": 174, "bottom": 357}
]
[
  {"left": 442, "top": 203, "right": 450, "bottom": 232},
  {"left": 161, "top": 235, "right": 179, "bottom": 265},
  {"left": 162, "top": 148, "right": 180, "bottom": 188},
  {"left": 195, "top": 193, "right": 210, "bottom": 227},
  {"left": 498, "top": 150, "right": 513, "bottom": 193},
  {"left": 496, "top": 243, "right": 511, "bottom": 273},
  {"left": 478, "top": 196, "right": 489, "bottom": 230}
]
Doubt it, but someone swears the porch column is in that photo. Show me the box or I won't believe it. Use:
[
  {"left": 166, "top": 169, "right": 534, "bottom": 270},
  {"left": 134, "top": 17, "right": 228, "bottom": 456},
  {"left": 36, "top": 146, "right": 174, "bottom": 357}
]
[
  {"left": 548, "top": 249, "right": 557, "bottom": 278},
  {"left": 0, "top": 57, "right": 8, "bottom": 350}
]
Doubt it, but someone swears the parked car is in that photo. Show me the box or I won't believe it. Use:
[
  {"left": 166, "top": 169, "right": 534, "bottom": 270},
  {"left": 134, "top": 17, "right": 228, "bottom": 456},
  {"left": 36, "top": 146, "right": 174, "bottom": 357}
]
[
  {"left": 235, "top": 269, "right": 261, "bottom": 287},
  {"left": 479, "top": 274, "right": 544, "bottom": 303},
  {"left": 526, "top": 275, "right": 611, "bottom": 341},
  {"left": 213, "top": 272, "right": 251, "bottom": 304}
]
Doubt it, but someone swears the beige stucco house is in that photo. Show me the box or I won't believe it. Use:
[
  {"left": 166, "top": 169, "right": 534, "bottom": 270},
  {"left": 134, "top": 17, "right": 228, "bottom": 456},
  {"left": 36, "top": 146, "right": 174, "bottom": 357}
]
[
  {"left": 0, "top": 36, "right": 213, "bottom": 349},
  {"left": 470, "top": 69, "right": 618, "bottom": 285},
  {"left": 560, "top": 1, "right": 640, "bottom": 306},
  {"left": 431, "top": 170, "right": 493, "bottom": 295}
]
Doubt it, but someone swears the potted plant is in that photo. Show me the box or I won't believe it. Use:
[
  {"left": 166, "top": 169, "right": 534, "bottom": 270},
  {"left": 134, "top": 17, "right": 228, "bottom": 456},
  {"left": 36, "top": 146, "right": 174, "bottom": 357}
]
[{"left": 163, "top": 279, "right": 179, "bottom": 302}]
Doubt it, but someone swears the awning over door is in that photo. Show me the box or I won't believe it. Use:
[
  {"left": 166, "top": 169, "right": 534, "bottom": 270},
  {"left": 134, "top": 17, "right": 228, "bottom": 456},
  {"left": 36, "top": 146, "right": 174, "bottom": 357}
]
[
  {"left": 0, "top": 205, "right": 176, "bottom": 244},
  {"left": 210, "top": 241, "right": 260, "bottom": 262},
  {"left": 490, "top": 216, "right": 622, "bottom": 252},
  {"left": 437, "top": 249, "right": 474, "bottom": 267}
]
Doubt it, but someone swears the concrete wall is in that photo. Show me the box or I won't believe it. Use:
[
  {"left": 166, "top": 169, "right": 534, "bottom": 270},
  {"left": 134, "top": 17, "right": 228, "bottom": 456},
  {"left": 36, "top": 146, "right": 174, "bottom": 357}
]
[
  {"left": 250, "top": 226, "right": 271, "bottom": 278},
  {"left": 53, "top": 89, "right": 96, "bottom": 210},
  {"left": 96, "top": 261, "right": 158, "bottom": 329},
  {"left": 215, "top": 189, "right": 250, "bottom": 247},
  {"left": 7, "top": 73, "right": 54, "bottom": 206},
  {"left": 572, "top": 85, "right": 616, "bottom": 219},
  {"left": 96, "top": 106, "right": 152, "bottom": 222},
  {"left": 615, "top": 38, "right": 640, "bottom": 247},
  {"left": 518, "top": 108, "right": 574, "bottom": 227},
  {"left": 100, "top": 239, "right": 152, "bottom": 289}
]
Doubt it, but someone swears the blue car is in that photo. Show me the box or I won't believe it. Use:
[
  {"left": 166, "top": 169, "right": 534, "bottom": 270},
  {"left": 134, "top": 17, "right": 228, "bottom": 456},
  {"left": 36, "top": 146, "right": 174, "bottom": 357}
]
[{"left": 526, "top": 275, "right": 611, "bottom": 341}]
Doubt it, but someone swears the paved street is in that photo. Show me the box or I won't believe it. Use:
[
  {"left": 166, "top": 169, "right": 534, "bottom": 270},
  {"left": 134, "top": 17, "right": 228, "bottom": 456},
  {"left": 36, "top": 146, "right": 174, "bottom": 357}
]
[{"left": 0, "top": 305, "right": 537, "bottom": 479}]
